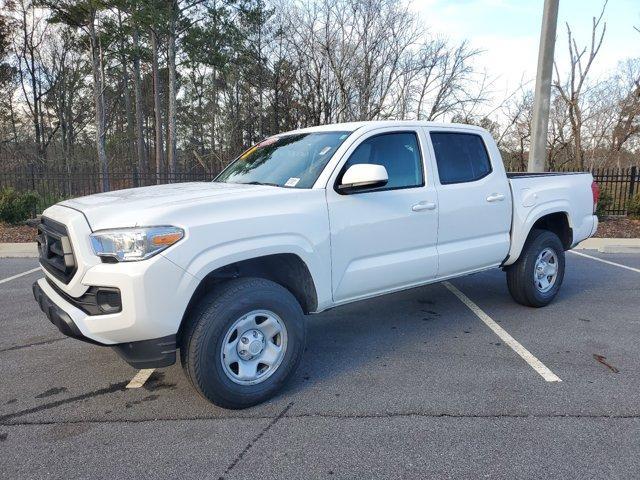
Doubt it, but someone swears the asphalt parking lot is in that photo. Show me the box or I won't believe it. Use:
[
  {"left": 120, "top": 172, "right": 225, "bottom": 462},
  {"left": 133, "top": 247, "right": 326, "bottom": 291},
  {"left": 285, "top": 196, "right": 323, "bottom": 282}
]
[{"left": 1, "top": 251, "right": 639, "bottom": 479}]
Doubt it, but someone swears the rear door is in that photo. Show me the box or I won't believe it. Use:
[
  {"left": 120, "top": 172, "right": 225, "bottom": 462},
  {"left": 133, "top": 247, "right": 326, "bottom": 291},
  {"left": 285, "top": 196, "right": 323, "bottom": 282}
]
[
  {"left": 326, "top": 128, "right": 439, "bottom": 303},
  {"left": 426, "top": 128, "right": 512, "bottom": 277}
]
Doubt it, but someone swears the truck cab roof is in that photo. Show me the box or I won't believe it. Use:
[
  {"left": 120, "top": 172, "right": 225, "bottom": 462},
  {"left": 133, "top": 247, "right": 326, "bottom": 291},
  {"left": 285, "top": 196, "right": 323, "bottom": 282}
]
[{"left": 291, "top": 120, "right": 489, "bottom": 135}]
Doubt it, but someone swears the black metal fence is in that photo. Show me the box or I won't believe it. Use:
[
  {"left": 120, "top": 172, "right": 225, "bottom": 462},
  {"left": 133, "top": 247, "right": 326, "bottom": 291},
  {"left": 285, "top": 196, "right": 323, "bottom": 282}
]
[
  {"left": 0, "top": 166, "right": 213, "bottom": 214},
  {"left": 591, "top": 167, "right": 639, "bottom": 215},
  {"left": 508, "top": 166, "right": 638, "bottom": 216},
  {"left": 0, "top": 164, "right": 638, "bottom": 216}
]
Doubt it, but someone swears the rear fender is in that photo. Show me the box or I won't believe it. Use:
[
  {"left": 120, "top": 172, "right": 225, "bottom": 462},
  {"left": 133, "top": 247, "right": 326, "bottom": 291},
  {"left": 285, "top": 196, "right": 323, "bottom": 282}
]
[{"left": 504, "top": 201, "right": 572, "bottom": 266}]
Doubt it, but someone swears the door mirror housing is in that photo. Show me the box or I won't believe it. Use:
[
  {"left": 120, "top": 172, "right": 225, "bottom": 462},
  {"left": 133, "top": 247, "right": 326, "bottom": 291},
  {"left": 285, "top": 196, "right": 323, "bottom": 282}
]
[{"left": 338, "top": 164, "right": 388, "bottom": 191}]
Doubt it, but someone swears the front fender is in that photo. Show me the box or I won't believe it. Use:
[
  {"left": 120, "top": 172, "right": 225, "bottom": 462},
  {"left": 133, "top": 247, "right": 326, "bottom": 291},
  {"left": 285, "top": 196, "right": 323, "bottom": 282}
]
[{"left": 163, "top": 233, "right": 333, "bottom": 311}]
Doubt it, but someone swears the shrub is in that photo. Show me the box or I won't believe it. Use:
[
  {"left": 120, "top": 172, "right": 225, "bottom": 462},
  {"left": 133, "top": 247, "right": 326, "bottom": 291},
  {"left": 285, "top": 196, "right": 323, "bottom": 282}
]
[
  {"left": 595, "top": 189, "right": 614, "bottom": 218},
  {"left": 0, "top": 188, "right": 39, "bottom": 224},
  {"left": 628, "top": 193, "right": 640, "bottom": 218}
]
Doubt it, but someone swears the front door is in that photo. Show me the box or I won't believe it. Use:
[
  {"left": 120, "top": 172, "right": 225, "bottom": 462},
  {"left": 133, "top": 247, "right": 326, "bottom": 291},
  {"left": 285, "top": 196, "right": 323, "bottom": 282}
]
[{"left": 326, "top": 128, "right": 439, "bottom": 304}]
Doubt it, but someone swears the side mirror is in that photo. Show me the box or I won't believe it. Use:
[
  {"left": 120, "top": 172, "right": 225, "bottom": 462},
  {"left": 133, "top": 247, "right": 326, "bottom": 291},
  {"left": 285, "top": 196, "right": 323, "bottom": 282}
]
[{"left": 338, "top": 164, "right": 388, "bottom": 191}]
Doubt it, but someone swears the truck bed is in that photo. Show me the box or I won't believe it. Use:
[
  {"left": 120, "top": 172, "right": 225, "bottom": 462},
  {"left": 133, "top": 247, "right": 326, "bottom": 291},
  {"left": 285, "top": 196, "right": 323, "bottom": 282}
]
[{"left": 504, "top": 171, "right": 597, "bottom": 265}]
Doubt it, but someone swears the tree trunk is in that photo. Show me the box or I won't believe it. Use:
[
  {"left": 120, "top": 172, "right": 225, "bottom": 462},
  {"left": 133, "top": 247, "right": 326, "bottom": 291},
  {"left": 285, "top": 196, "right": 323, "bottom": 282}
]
[
  {"left": 8, "top": 93, "right": 19, "bottom": 145},
  {"left": 257, "top": 4, "right": 264, "bottom": 138},
  {"left": 167, "top": 0, "right": 178, "bottom": 180},
  {"left": 88, "top": 12, "right": 109, "bottom": 192},
  {"left": 122, "top": 63, "right": 135, "bottom": 182},
  {"left": 211, "top": 69, "right": 217, "bottom": 173},
  {"left": 20, "top": 5, "right": 42, "bottom": 162},
  {"left": 132, "top": 28, "right": 146, "bottom": 185},
  {"left": 118, "top": 11, "right": 136, "bottom": 185},
  {"left": 151, "top": 28, "right": 164, "bottom": 185},
  {"left": 570, "top": 102, "right": 584, "bottom": 170}
]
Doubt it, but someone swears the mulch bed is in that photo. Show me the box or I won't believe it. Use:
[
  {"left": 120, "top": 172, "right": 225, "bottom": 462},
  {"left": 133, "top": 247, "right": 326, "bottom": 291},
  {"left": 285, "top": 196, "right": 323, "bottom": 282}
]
[
  {"left": 1, "top": 217, "right": 640, "bottom": 243},
  {"left": 0, "top": 222, "right": 37, "bottom": 243},
  {"left": 595, "top": 217, "right": 640, "bottom": 239}
]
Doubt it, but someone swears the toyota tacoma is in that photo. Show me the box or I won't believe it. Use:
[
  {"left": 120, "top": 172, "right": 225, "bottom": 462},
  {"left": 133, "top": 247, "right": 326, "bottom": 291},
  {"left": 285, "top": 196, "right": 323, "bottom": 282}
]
[{"left": 32, "top": 121, "right": 599, "bottom": 408}]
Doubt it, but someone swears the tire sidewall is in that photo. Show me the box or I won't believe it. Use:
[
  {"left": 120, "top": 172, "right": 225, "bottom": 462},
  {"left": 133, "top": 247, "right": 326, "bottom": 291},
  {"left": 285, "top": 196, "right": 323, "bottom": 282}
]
[
  {"left": 190, "top": 280, "right": 305, "bottom": 407},
  {"left": 523, "top": 231, "right": 565, "bottom": 306}
]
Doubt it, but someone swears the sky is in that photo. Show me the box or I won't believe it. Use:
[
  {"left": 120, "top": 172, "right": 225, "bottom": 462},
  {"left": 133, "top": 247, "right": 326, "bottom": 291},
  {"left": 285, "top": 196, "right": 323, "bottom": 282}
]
[{"left": 413, "top": 0, "right": 640, "bottom": 101}]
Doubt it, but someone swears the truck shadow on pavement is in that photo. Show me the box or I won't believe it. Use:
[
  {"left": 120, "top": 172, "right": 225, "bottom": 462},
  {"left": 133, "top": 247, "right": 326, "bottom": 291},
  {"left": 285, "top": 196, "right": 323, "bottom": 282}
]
[
  {"left": 279, "top": 281, "right": 474, "bottom": 397},
  {"left": 279, "top": 264, "right": 590, "bottom": 401}
]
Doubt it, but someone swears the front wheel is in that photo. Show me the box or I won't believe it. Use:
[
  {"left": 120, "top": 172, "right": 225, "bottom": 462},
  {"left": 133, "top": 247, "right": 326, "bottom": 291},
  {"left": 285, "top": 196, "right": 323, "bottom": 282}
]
[
  {"left": 506, "top": 229, "right": 566, "bottom": 307},
  {"left": 180, "top": 277, "right": 306, "bottom": 409}
]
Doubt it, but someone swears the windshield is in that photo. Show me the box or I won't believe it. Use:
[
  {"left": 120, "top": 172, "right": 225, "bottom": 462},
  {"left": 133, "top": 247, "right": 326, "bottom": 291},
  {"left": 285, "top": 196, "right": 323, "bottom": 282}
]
[{"left": 215, "top": 131, "right": 351, "bottom": 188}]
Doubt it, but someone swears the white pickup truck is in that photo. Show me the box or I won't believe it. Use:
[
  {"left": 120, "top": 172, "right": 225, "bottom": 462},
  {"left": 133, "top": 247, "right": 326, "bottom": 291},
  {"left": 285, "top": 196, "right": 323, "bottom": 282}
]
[{"left": 33, "top": 121, "right": 599, "bottom": 408}]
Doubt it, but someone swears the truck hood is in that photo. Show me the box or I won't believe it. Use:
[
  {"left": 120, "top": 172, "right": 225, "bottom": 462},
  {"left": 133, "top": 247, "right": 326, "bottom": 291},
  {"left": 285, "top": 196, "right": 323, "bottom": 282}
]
[{"left": 60, "top": 182, "right": 292, "bottom": 230}]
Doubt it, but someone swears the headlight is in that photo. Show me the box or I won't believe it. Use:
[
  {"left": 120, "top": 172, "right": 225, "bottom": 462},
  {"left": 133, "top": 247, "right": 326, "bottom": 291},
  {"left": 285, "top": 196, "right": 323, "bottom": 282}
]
[{"left": 90, "top": 226, "right": 184, "bottom": 262}]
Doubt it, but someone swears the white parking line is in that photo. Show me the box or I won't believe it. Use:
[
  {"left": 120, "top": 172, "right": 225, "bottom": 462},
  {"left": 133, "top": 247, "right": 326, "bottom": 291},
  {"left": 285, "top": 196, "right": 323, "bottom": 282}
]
[
  {"left": 569, "top": 250, "right": 640, "bottom": 274},
  {"left": 443, "top": 281, "right": 562, "bottom": 383},
  {"left": 126, "top": 368, "right": 155, "bottom": 389},
  {"left": 0, "top": 267, "right": 41, "bottom": 285}
]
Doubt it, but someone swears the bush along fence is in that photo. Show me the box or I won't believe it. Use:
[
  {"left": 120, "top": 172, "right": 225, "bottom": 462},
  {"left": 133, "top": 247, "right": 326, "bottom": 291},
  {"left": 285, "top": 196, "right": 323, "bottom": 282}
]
[{"left": 0, "top": 164, "right": 638, "bottom": 217}]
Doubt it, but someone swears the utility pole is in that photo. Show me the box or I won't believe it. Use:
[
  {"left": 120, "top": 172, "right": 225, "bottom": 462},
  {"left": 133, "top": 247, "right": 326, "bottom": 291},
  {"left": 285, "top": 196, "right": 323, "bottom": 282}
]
[{"left": 528, "top": 0, "right": 559, "bottom": 172}]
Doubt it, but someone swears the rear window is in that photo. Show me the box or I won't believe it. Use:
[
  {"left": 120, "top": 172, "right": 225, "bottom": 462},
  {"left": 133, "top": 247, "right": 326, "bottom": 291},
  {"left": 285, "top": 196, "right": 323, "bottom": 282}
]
[{"left": 430, "top": 132, "right": 492, "bottom": 185}]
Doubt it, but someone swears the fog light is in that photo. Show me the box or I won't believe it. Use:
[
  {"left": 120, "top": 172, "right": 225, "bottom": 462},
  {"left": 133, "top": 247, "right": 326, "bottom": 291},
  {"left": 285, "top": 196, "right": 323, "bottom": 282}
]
[{"left": 96, "top": 288, "right": 122, "bottom": 314}]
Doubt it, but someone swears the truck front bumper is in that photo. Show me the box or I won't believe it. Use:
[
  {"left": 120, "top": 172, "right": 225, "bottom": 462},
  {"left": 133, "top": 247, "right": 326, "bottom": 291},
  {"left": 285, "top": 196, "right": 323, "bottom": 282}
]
[{"left": 33, "top": 278, "right": 177, "bottom": 369}]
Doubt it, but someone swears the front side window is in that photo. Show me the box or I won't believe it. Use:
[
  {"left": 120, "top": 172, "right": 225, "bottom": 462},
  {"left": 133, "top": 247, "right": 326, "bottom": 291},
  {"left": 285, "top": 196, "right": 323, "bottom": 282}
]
[
  {"left": 430, "top": 132, "right": 492, "bottom": 185},
  {"left": 216, "top": 131, "right": 351, "bottom": 188},
  {"left": 339, "top": 132, "right": 424, "bottom": 191}
]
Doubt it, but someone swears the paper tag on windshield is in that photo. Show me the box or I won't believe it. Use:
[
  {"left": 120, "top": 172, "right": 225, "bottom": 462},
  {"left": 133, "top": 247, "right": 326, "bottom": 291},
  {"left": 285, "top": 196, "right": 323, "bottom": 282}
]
[
  {"left": 285, "top": 177, "right": 300, "bottom": 187},
  {"left": 319, "top": 146, "right": 331, "bottom": 155}
]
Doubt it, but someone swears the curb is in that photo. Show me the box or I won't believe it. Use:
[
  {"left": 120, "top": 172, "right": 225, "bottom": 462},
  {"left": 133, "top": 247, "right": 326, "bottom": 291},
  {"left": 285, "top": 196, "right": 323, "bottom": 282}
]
[
  {"left": 575, "top": 238, "right": 640, "bottom": 254},
  {"left": 0, "top": 243, "right": 38, "bottom": 258}
]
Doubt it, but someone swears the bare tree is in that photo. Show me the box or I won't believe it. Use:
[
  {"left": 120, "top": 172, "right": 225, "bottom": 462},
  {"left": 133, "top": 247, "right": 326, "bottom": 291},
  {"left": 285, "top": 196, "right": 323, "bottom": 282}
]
[
  {"left": 283, "top": 0, "right": 485, "bottom": 125},
  {"left": 491, "top": 85, "right": 534, "bottom": 170},
  {"left": 131, "top": 23, "right": 146, "bottom": 184},
  {"left": 422, "top": 40, "right": 484, "bottom": 121},
  {"left": 11, "top": 0, "right": 53, "bottom": 164},
  {"left": 86, "top": 8, "right": 109, "bottom": 190},
  {"left": 115, "top": 9, "right": 136, "bottom": 182},
  {"left": 553, "top": 1, "right": 607, "bottom": 169},
  {"left": 40, "top": 0, "right": 110, "bottom": 191},
  {"left": 608, "top": 59, "right": 640, "bottom": 165},
  {"left": 167, "top": 0, "right": 178, "bottom": 179},
  {"left": 150, "top": 26, "right": 163, "bottom": 184},
  {"left": 45, "top": 30, "right": 88, "bottom": 175},
  {"left": 2, "top": 0, "right": 638, "bottom": 203}
]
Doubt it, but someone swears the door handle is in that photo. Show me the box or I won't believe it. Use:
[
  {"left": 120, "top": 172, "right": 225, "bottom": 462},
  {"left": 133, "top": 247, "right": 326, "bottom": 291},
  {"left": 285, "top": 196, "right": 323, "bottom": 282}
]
[
  {"left": 412, "top": 201, "right": 437, "bottom": 212},
  {"left": 486, "top": 193, "right": 505, "bottom": 202}
]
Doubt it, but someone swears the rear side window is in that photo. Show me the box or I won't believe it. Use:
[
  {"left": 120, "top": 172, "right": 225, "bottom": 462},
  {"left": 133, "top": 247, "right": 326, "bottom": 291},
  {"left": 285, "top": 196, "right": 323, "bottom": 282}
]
[
  {"left": 430, "top": 132, "right": 492, "bottom": 185},
  {"left": 341, "top": 132, "right": 423, "bottom": 190}
]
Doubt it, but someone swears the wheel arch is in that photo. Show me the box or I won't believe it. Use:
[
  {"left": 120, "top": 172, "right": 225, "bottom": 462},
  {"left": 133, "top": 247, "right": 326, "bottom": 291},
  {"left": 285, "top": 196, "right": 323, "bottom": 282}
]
[
  {"left": 177, "top": 253, "right": 318, "bottom": 346},
  {"left": 505, "top": 207, "right": 573, "bottom": 266},
  {"left": 529, "top": 212, "right": 572, "bottom": 249}
]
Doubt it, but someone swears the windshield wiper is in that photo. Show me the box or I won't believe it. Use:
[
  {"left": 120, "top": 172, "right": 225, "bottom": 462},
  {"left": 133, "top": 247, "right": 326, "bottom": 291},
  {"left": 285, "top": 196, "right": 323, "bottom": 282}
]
[{"left": 241, "top": 181, "right": 281, "bottom": 187}]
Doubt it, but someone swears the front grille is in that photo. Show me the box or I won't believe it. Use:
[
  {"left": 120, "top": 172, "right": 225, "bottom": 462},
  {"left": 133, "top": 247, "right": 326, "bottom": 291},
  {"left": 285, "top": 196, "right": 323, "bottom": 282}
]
[{"left": 37, "top": 217, "right": 77, "bottom": 284}]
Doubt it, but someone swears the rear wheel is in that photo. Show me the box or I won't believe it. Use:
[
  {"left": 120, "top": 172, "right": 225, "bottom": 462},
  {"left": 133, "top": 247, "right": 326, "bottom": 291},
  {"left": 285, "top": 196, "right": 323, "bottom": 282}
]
[
  {"left": 180, "top": 277, "right": 306, "bottom": 409},
  {"left": 506, "top": 229, "right": 565, "bottom": 307}
]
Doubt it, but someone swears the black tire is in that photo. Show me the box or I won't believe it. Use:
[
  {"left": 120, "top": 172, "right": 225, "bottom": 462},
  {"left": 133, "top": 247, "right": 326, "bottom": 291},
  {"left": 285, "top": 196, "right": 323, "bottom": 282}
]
[
  {"left": 506, "top": 229, "right": 565, "bottom": 308},
  {"left": 180, "top": 277, "right": 306, "bottom": 409}
]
